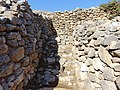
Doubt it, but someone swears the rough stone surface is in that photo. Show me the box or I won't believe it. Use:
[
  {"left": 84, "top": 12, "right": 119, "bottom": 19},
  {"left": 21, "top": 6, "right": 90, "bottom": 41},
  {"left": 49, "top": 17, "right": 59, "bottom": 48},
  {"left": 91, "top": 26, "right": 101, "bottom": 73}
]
[
  {"left": 98, "top": 46, "right": 112, "bottom": 66},
  {"left": 92, "top": 58, "right": 104, "bottom": 71},
  {"left": 113, "top": 50, "right": 120, "bottom": 57},
  {"left": 103, "top": 67, "right": 116, "bottom": 81},
  {"left": 44, "top": 73, "right": 56, "bottom": 83},
  {"left": 0, "top": 44, "right": 8, "bottom": 55},
  {"left": 0, "top": 85, "right": 3, "bottom": 90},
  {"left": 84, "top": 78, "right": 93, "bottom": 90},
  {"left": 100, "top": 80, "right": 117, "bottom": 90},
  {"left": 88, "top": 48, "right": 95, "bottom": 58},
  {"left": 9, "top": 47, "right": 24, "bottom": 62},
  {"left": 0, "top": 63, "right": 13, "bottom": 78},
  {"left": 20, "top": 56, "right": 30, "bottom": 67},
  {"left": 112, "top": 57, "right": 120, "bottom": 63},
  {"left": 7, "top": 75, "right": 15, "bottom": 82},
  {"left": 116, "top": 77, "right": 120, "bottom": 89},
  {"left": 0, "top": 0, "right": 120, "bottom": 90},
  {"left": 0, "top": 36, "right": 6, "bottom": 44},
  {"left": 114, "top": 65, "right": 120, "bottom": 72},
  {"left": 2, "top": 83, "right": 9, "bottom": 90},
  {"left": 102, "top": 35, "right": 118, "bottom": 46},
  {"left": 14, "top": 72, "right": 24, "bottom": 85},
  {"left": 0, "top": 55, "right": 10, "bottom": 66}
]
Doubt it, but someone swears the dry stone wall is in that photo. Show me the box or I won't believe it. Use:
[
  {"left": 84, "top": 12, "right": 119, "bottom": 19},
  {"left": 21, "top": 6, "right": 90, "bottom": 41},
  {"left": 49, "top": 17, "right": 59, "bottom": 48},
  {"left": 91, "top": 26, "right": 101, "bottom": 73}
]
[
  {"left": 0, "top": 0, "right": 120, "bottom": 90},
  {"left": 24, "top": 13, "right": 60, "bottom": 89},
  {"left": 34, "top": 8, "right": 108, "bottom": 36},
  {"left": 0, "top": 1, "right": 40, "bottom": 90},
  {"left": 0, "top": 0, "right": 57, "bottom": 90},
  {"left": 71, "top": 18, "right": 120, "bottom": 90},
  {"left": 34, "top": 9, "right": 120, "bottom": 90}
]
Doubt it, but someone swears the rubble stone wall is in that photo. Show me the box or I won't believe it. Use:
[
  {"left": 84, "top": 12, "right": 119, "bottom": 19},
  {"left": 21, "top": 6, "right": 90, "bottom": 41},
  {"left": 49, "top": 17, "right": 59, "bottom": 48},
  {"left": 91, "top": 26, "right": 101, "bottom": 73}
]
[
  {"left": 34, "top": 8, "right": 108, "bottom": 35},
  {"left": 34, "top": 8, "right": 120, "bottom": 90},
  {"left": 0, "top": 1, "right": 56, "bottom": 90},
  {"left": 71, "top": 18, "right": 120, "bottom": 90}
]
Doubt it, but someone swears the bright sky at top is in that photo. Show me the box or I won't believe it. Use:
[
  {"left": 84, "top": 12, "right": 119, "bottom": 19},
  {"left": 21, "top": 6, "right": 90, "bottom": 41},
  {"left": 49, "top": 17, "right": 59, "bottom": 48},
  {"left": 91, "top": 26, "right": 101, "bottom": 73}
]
[{"left": 27, "top": 0, "right": 111, "bottom": 12}]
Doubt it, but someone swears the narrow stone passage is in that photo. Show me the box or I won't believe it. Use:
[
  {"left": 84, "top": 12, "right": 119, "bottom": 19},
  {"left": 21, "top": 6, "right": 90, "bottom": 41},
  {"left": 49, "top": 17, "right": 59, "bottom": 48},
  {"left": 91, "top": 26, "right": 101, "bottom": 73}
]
[
  {"left": 24, "top": 35, "right": 60, "bottom": 89},
  {"left": 0, "top": 0, "right": 120, "bottom": 90}
]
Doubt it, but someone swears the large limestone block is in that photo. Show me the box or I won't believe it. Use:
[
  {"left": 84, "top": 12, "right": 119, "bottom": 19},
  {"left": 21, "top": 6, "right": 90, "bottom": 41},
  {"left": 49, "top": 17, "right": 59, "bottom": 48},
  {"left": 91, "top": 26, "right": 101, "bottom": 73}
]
[{"left": 98, "top": 46, "right": 112, "bottom": 66}]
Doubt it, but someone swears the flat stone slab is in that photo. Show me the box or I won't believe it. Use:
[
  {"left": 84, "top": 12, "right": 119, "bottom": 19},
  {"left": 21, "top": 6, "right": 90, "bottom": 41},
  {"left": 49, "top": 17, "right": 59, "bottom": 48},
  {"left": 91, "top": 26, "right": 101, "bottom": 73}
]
[{"left": 98, "top": 46, "right": 112, "bottom": 66}]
